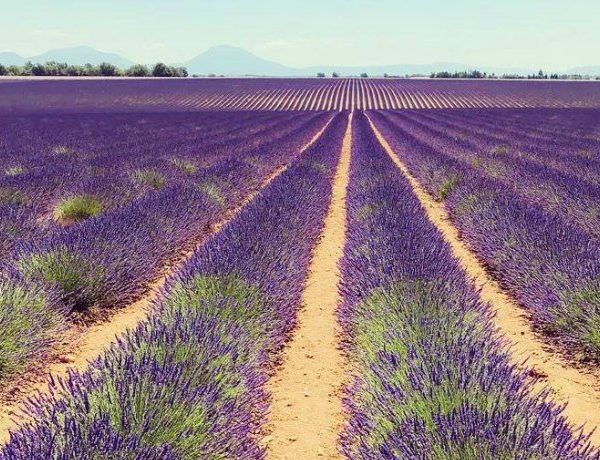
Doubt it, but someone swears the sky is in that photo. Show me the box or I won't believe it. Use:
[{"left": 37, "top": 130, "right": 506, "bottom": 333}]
[{"left": 0, "top": 0, "right": 598, "bottom": 70}]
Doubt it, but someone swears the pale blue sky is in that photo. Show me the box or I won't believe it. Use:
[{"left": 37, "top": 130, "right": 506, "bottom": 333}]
[{"left": 0, "top": 0, "right": 598, "bottom": 68}]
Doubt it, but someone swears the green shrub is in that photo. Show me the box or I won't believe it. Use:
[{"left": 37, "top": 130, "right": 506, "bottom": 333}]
[
  {"left": 52, "top": 146, "right": 73, "bottom": 155},
  {"left": 437, "top": 175, "right": 461, "bottom": 200},
  {"left": 19, "top": 249, "right": 107, "bottom": 310},
  {"left": 54, "top": 195, "right": 102, "bottom": 223},
  {"left": 197, "top": 181, "right": 226, "bottom": 207},
  {"left": 0, "top": 280, "right": 64, "bottom": 378},
  {"left": 491, "top": 145, "right": 509, "bottom": 155},
  {"left": 552, "top": 279, "right": 600, "bottom": 358},
  {"left": 357, "top": 203, "right": 383, "bottom": 220},
  {"left": 132, "top": 168, "right": 167, "bottom": 189},
  {"left": 163, "top": 275, "right": 264, "bottom": 338},
  {"left": 0, "top": 187, "right": 28, "bottom": 205},
  {"left": 5, "top": 165, "right": 25, "bottom": 176},
  {"left": 87, "top": 165, "right": 106, "bottom": 176},
  {"left": 172, "top": 158, "right": 197, "bottom": 174},
  {"left": 306, "top": 160, "right": 328, "bottom": 174}
]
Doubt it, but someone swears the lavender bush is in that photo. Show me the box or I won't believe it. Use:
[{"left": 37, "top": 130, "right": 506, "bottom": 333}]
[
  {"left": 0, "top": 113, "right": 348, "bottom": 459},
  {"left": 0, "top": 110, "right": 322, "bottom": 251},
  {"left": 339, "top": 112, "right": 597, "bottom": 458},
  {"left": 0, "top": 110, "right": 330, "bottom": 382},
  {"left": 370, "top": 109, "right": 600, "bottom": 362},
  {"left": 374, "top": 109, "right": 600, "bottom": 236}
]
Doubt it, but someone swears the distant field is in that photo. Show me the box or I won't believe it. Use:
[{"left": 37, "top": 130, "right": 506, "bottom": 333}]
[{"left": 1, "top": 78, "right": 600, "bottom": 112}]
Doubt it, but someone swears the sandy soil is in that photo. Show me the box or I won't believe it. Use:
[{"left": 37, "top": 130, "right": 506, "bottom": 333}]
[
  {"left": 0, "top": 114, "right": 336, "bottom": 446},
  {"left": 263, "top": 113, "right": 353, "bottom": 460},
  {"left": 365, "top": 113, "right": 600, "bottom": 446}
]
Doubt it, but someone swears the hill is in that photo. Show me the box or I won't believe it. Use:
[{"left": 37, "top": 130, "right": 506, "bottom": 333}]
[
  {"left": 27, "top": 46, "right": 134, "bottom": 68},
  {"left": 1, "top": 45, "right": 598, "bottom": 77},
  {"left": 183, "top": 45, "right": 298, "bottom": 76},
  {"left": 0, "top": 52, "right": 27, "bottom": 66}
]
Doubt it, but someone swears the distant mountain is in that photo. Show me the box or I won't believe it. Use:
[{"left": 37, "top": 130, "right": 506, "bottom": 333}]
[
  {"left": 1, "top": 44, "right": 598, "bottom": 77},
  {"left": 0, "top": 52, "right": 26, "bottom": 66},
  {"left": 184, "top": 46, "right": 460, "bottom": 76},
  {"left": 182, "top": 46, "right": 585, "bottom": 77},
  {"left": 27, "top": 46, "right": 134, "bottom": 68},
  {"left": 184, "top": 45, "right": 298, "bottom": 76}
]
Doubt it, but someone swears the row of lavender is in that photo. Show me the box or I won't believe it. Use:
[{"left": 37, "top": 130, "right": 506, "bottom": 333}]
[
  {"left": 370, "top": 109, "right": 600, "bottom": 362},
  {"left": 420, "top": 109, "right": 600, "bottom": 195},
  {"left": 339, "top": 112, "right": 596, "bottom": 458},
  {"left": 1, "top": 79, "right": 600, "bottom": 114},
  {"left": 375, "top": 109, "right": 600, "bottom": 236},
  {"left": 0, "top": 111, "right": 313, "bottom": 255},
  {"left": 0, "top": 112, "right": 347, "bottom": 459},
  {"left": 0, "top": 111, "right": 330, "bottom": 383}
]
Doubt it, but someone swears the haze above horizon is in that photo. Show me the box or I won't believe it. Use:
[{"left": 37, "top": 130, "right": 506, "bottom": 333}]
[{"left": 1, "top": 0, "right": 598, "bottom": 69}]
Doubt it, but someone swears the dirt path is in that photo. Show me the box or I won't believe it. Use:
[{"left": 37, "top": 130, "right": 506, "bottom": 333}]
[
  {"left": 0, "top": 115, "right": 336, "bottom": 446},
  {"left": 365, "top": 113, "right": 600, "bottom": 445},
  {"left": 263, "top": 113, "right": 352, "bottom": 460}
]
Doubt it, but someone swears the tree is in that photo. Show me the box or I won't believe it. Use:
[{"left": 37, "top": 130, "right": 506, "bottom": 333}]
[
  {"left": 174, "top": 66, "right": 188, "bottom": 77},
  {"left": 66, "top": 65, "right": 82, "bottom": 76},
  {"left": 83, "top": 63, "right": 100, "bottom": 76},
  {"left": 126, "top": 64, "right": 150, "bottom": 77},
  {"left": 332, "top": 72, "right": 339, "bottom": 78},
  {"left": 0, "top": 60, "right": 187, "bottom": 78},
  {"left": 360, "top": 72, "right": 368, "bottom": 78},
  {"left": 43, "top": 61, "right": 69, "bottom": 76},
  {"left": 31, "top": 63, "right": 47, "bottom": 76},
  {"left": 316, "top": 72, "right": 325, "bottom": 78},
  {"left": 152, "top": 62, "right": 171, "bottom": 77},
  {"left": 22, "top": 61, "right": 34, "bottom": 75},
  {"left": 99, "top": 62, "right": 119, "bottom": 76},
  {"left": 151, "top": 63, "right": 187, "bottom": 77}
]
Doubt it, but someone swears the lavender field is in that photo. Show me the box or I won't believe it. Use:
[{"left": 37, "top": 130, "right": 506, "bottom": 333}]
[
  {"left": 1, "top": 78, "right": 600, "bottom": 459},
  {"left": 2, "top": 78, "right": 600, "bottom": 113}
]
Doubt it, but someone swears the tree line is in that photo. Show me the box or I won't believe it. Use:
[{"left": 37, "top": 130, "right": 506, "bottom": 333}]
[
  {"left": 316, "top": 70, "right": 598, "bottom": 80},
  {"left": 0, "top": 61, "right": 188, "bottom": 77},
  {"left": 430, "top": 69, "right": 599, "bottom": 80}
]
